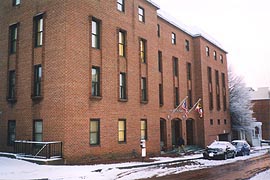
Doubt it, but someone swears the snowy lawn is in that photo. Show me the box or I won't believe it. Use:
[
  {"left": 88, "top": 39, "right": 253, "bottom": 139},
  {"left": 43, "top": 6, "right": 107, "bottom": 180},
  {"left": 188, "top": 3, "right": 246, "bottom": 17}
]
[{"left": 0, "top": 149, "right": 270, "bottom": 180}]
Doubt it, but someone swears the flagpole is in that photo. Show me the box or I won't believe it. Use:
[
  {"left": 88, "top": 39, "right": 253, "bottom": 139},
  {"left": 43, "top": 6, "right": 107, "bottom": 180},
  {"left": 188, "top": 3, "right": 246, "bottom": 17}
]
[
  {"left": 188, "top": 98, "right": 201, "bottom": 113},
  {"left": 172, "top": 96, "right": 188, "bottom": 114}
]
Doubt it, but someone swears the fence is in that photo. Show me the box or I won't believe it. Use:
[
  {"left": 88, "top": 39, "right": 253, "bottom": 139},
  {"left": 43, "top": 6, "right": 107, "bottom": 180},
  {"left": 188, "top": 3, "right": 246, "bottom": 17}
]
[{"left": 14, "top": 140, "right": 62, "bottom": 159}]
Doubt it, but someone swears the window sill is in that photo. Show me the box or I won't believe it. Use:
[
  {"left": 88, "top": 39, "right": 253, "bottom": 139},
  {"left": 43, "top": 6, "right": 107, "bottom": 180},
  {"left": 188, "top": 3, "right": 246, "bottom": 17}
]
[
  {"left": 141, "top": 101, "right": 148, "bottom": 104},
  {"left": 7, "top": 98, "right": 17, "bottom": 103},
  {"left": 31, "top": 96, "right": 43, "bottom": 101},
  {"left": 90, "top": 96, "right": 102, "bottom": 100},
  {"left": 90, "top": 144, "right": 100, "bottom": 147},
  {"left": 119, "top": 98, "right": 128, "bottom": 102}
]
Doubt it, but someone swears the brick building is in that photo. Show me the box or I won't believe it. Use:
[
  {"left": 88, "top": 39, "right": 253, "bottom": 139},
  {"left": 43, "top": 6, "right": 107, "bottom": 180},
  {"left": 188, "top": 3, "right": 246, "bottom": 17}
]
[
  {"left": 0, "top": 0, "right": 231, "bottom": 163},
  {"left": 251, "top": 87, "right": 270, "bottom": 139}
]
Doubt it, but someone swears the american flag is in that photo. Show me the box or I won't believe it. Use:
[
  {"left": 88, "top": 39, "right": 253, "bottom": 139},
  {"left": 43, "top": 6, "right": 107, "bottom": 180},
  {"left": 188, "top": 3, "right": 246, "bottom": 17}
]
[{"left": 181, "top": 100, "right": 189, "bottom": 118}]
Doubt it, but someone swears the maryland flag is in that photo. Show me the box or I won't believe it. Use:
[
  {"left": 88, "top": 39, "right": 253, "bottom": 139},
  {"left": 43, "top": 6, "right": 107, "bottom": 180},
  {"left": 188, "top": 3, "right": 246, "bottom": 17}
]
[{"left": 195, "top": 103, "right": 203, "bottom": 118}]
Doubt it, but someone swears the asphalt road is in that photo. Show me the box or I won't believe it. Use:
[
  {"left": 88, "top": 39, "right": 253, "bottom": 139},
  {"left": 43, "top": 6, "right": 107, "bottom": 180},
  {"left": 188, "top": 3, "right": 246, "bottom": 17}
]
[{"left": 144, "top": 153, "right": 270, "bottom": 180}]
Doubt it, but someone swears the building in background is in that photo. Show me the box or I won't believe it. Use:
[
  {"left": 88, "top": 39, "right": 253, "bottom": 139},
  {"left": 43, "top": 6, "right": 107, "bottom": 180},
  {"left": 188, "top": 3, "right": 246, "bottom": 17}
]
[
  {"left": 251, "top": 87, "right": 270, "bottom": 140},
  {"left": 0, "top": 0, "right": 230, "bottom": 163}
]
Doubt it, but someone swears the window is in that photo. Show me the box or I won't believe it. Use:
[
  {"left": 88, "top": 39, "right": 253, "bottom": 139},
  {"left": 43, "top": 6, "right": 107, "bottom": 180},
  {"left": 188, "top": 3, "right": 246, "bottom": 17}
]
[
  {"left": 215, "top": 70, "right": 221, "bottom": 110},
  {"left": 187, "top": 63, "right": 192, "bottom": 107},
  {"left": 33, "top": 120, "right": 43, "bottom": 142},
  {"left": 138, "top": 7, "right": 145, "bottom": 22},
  {"left": 139, "top": 38, "right": 146, "bottom": 63},
  {"left": 117, "top": 0, "right": 125, "bottom": 12},
  {"left": 8, "top": 70, "right": 16, "bottom": 99},
  {"left": 213, "top": 51, "right": 217, "bottom": 60},
  {"left": 90, "top": 119, "right": 100, "bottom": 145},
  {"left": 224, "top": 119, "right": 227, "bottom": 125},
  {"left": 185, "top": 39, "right": 189, "bottom": 51},
  {"left": 173, "top": 57, "right": 178, "bottom": 77},
  {"left": 208, "top": 67, "right": 213, "bottom": 110},
  {"left": 141, "top": 77, "right": 147, "bottom": 102},
  {"left": 172, "top": 32, "right": 176, "bottom": 44},
  {"left": 9, "top": 24, "right": 18, "bottom": 54},
  {"left": 159, "top": 84, "right": 163, "bottom": 106},
  {"left": 118, "top": 30, "right": 126, "bottom": 57},
  {"left": 7, "top": 120, "right": 16, "bottom": 146},
  {"left": 33, "top": 64, "right": 42, "bottom": 97},
  {"left": 12, "top": 0, "right": 20, "bottom": 6},
  {"left": 220, "top": 54, "right": 223, "bottom": 63},
  {"left": 175, "top": 87, "right": 179, "bottom": 107},
  {"left": 158, "top": 51, "right": 162, "bottom": 72},
  {"left": 34, "top": 15, "right": 43, "bottom": 47},
  {"left": 92, "top": 18, "right": 100, "bottom": 49},
  {"left": 92, "top": 66, "right": 100, "bottom": 97},
  {"left": 118, "top": 120, "right": 126, "bottom": 142},
  {"left": 119, "top": 72, "right": 127, "bottom": 100},
  {"left": 140, "top": 120, "right": 147, "bottom": 140},
  {"left": 218, "top": 119, "right": 220, "bottom": 125},
  {"left": 206, "top": 46, "right": 210, "bottom": 57},
  {"left": 210, "top": 119, "right": 213, "bottom": 125},
  {"left": 157, "top": 24, "right": 160, "bottom": 37},
  {"left": 222, "top": 73, "right": 227, "bottom": 111}
]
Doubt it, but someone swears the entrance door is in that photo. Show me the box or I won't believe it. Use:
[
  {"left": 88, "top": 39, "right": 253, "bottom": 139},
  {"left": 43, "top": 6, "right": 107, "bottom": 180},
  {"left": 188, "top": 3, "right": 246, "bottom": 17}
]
[
  {"left": 160, "top": 119, "right": 167, "bottom": 151},
  {"left": 171, "top": 119, "right": 181, "bottom": 146},
  {"left": 186, "top": 119, "right": 194, "bottom": 145}
]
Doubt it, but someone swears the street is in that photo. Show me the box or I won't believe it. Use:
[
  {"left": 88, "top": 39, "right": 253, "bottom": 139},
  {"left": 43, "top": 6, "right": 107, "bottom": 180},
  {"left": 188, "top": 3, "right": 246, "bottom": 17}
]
[{"left": 146, "top": 153, "right": 270, "bottom": 180}]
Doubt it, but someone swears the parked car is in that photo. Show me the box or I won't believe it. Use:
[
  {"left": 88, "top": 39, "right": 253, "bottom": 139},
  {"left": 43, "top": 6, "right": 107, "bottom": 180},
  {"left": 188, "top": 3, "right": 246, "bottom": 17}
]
[
  {"left": 203, "top": 141, "right": 237, "bottom": 160},
  {"left": 232, "top": 140, "right": 250, "bottom": 156}
]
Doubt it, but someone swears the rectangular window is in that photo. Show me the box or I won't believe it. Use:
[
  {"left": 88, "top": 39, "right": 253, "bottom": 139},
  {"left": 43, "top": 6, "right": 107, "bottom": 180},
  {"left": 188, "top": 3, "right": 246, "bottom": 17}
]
[
  {"left": 159, "top": 84, "right": 163, "bottom": 106},
  {"left": 118, "top": 120, "right": 126, "bottom": 142},
  {"left": 214, "top": 51, "right": 217, "bottom": 60},
  {"left": 138, "top": 7, "right": 145, "bottom": 22},
  {"left": 222, "top": 73, "right": 227, "bottom": 111},
  {"left": 187, "top": 63, "right": 192, "bottom": 107},
  {"left": 90, "top": 119, "right": 100, "bottom": 145},
  {"left": 208, "top": 67, "right": 213, "bottom": 110},
  {"left": 158, "top": 51, "right": 162, "bottom": 72},
  {"left": 12, "top": 0, "right": 20, "bottom": 6},
  {"left": 220, "top": 54, "right": 223, "bottom": 63},
  {"left": 206, "top": 46, "right": 210, "bottom": 57},
  {"left": 157, "top": 24, "right": 160, "bottom": 37},
  {"left": 141, "top": 77, "right": 147, "bottom": 102},
  {"left": 33, "top": 65, "right": 42, "bottom": 96},
  {"left": 210, "top": 119, "right": 213, "bottom": 125},
  {"left": 92, "top": 18, "right": 100, "bottom": 49},
  {"left": 173, "top": 57, "right": 178, "bottom": 77},
  {"left": 215, "top": 70, "right": 221, "bottom": 110},
  {"left": 172, "top": 32, "right": 176, "bottom": 44},
  {"left": 92, "top": 66, "right": 100, "bottom": 97},
  {"left": 175, "top": 87, "right": 179, "bottom": 107},
  {"left": 34, "top": 15, "right": 43, "bottom": 47},
  {"left": 218, "top": 119, "right": 221, "bottom": 125},
  {"left": 119, "top": 72, "right": 127, "bottom": 100},
  {"left": 117, "top": 0, "right": 125, "bottom": 12},
  {"left": 139, "top": 38, "right": 146, "bottom": 63},
  {"left": 185, "top": 39, "right": 189, "bottom": 51},
  {"left": 7, "top": 120, "right": 16, "bottom": 146},
  {"left": 9, "top": 24, "right": 18, "bottom": 54},
  {"left": 8, "top": 70, "right": 16, "bottom": 99},
  {"left": 33, "top": 120, "right": 43, "bottom": 142},
  {"left": 224, "top": 119, "right": 227, "bottom": 125},
  {"left": 118, "top": 30, "right": 126, "bottom": 57},
  {"left": 140, "top": 120, "right": 147, "bottom": 140}
]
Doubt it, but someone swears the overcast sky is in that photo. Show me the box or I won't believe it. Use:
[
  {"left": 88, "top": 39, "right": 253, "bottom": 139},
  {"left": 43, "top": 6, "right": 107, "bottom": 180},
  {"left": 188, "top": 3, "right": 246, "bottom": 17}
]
[{"left": 152, "top": 0, "right": 270, "bottom": 89}]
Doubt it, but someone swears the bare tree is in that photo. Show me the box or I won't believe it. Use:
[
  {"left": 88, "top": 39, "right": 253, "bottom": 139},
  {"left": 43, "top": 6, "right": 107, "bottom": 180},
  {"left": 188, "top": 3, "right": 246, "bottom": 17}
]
[{"left": 229, "top": 67, "right": 254, "bottom": 130}]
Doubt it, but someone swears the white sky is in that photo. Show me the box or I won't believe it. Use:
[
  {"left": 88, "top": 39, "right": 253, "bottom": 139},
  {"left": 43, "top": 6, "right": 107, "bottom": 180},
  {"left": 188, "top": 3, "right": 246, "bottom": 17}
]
[{"left": 152, "top": 0, "right": 270, "bottom": 89}]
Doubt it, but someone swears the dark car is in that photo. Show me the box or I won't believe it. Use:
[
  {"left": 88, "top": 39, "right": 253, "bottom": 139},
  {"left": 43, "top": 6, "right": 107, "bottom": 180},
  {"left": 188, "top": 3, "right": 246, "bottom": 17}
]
[
  {"left": 232, "top": 140, "right": 251, "bottom": 156},
  {"left": 203, "top": 141, "right": 237, "bottom": 160}
]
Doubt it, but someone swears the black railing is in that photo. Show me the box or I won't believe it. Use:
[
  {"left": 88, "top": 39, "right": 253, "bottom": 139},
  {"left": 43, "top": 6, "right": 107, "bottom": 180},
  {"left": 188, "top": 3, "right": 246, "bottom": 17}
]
[{"left": 14, "top": 140, "right": 62, "bottom": 159}]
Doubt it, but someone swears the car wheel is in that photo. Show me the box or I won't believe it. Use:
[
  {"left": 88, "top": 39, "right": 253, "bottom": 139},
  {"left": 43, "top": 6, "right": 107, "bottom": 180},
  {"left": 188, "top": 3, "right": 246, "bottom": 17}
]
[{"left": 223, "top": 153, "right": 227, "bottom": 160}]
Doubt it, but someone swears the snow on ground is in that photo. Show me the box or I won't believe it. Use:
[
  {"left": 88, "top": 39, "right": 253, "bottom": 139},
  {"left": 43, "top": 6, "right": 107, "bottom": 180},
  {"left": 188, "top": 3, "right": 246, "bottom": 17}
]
[{"left": 0, "top": 149, "right": 270, "bottom": 180}]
